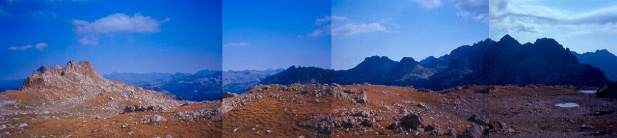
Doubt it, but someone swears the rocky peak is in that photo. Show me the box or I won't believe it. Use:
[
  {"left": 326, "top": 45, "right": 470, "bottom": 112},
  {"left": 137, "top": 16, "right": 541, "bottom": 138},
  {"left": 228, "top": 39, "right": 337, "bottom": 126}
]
[
  {"left": 22, "top": 60, "right": 106, "bottom": 90},
  {"left": 354, "top": 56, "right": 397, "bottom": 70},
  {"left": 63, "top": 60, "right": 96, "bottom": 74},
  {"left": 498, "top": 34, "right": 520, "bottom": 46},
  {"left": 35, "top": 65, "right": 64, "bottom": 74},
  {"left": 399, "top": 57, "right": 417, "bottom": 64}
]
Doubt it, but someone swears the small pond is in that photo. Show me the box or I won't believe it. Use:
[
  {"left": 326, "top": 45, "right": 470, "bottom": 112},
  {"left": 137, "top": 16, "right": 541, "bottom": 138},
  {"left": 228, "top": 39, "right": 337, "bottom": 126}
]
[
  {"left": 555, "top": 102, "right": 579, "bottom": 107},
  {"left": 578, "top": 90, "right": 597, "bottom": 94}
]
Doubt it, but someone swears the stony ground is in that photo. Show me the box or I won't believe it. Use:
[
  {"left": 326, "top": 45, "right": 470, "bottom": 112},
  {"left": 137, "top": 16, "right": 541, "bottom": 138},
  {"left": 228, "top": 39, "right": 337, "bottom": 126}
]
[
  {"left": 0, "top": 92, "right": 222, "bottom": 137},
  {"left": 222, "top": 84, "right": 617, "bottom": 137},
  {"left": 2, "top": 83, "right": 616, "bottom": 137}
]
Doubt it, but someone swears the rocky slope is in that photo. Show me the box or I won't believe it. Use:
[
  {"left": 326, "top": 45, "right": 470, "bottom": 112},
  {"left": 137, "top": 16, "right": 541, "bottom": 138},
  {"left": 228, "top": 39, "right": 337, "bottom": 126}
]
[{"left": 0, "top": 60, "right": 221, "bottom": 137}]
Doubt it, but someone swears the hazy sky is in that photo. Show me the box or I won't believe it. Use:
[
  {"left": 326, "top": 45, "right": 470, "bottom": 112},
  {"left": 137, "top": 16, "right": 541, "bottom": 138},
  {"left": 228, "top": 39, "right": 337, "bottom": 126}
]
[
  {"left": 223, "top": 0, "right": 331, "bottom": 71},
  {"left": 0, "top": 0, "right": 222, "bottom": 80},
  {"left": 489, "top": 0, "right": 617, "bottom": 55},
  {"left": 332, "top": 0, "right": 489, "bottom": 70}
]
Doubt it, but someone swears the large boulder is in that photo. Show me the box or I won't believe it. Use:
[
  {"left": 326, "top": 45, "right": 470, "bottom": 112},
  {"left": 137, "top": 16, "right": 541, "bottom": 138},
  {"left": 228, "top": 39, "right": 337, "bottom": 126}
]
[
  {"left": 401, "top": 112, "right": 424, "bottom": 129},
  {"left": 462, "top": 123, "right": 484, "bottom": 138},
  {"left": 597, "top": 82, "right": 617, "bottom": 98},
  {"left": 356, "top": 90, "right": 368, "bottom": 104}
]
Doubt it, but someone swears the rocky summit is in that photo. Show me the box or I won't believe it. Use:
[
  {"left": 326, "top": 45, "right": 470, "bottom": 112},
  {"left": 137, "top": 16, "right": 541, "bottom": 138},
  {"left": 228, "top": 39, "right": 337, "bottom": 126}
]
[{"left": 17, "top": 60, "right": 179, "bottom": 111}]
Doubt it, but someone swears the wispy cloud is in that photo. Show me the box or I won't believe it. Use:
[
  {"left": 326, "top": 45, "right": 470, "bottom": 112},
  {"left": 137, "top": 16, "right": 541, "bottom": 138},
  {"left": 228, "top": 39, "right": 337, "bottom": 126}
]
[
  {"left": 315, "top": 16, "right": 349, "bottom": 25},
  {"left": 490, "top": 0, "right": 617, "bottom": 36},
  {"left": 452, "top": 0, "right": 488, "bottom": 22},
  {"left": 72, "top": 13, "right": 167, "bottom": 45},
  {"left": 309, "top": 16, "right": 350, "bottom": 37},
  {"left": 332, "top": 23, "right": 386, "bottom": 36},
  {"left": 34, "top": 43, "right": 48, "bottom": 51},
  {"left": 414, "top": 0, "right": 442, "bottom": 9},
  {"left": 224, "top": 42, "right": 250, "bottom": 47},
  {"left": 7, "top": 45, "right": 32, "bottom": 51},
  {"left": 310, "top": 16, "right": 391, "bottom": 37},
  {"left": 7, "top": 43, "right": 48, "bottom": 51}
]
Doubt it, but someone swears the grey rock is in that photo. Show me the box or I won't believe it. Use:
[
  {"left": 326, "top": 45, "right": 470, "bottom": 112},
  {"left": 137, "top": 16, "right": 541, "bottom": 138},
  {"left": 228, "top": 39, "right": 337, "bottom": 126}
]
[{"left": 140, "top": 114, "right": 167, "bottom": 124}]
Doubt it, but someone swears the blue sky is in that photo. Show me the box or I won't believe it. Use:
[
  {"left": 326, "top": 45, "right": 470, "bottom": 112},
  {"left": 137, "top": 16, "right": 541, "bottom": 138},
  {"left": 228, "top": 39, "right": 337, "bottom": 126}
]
[
  {"left": 490, "top": 0, "right": 617, "bottom": 55},
  {"left": 223, "top": 0, "right": 331, "bottom": 71},
  {"left": 332, "top": 0, "right": 489, "bottom": 70},
  {"left": 0, "top": 0, "right": 222, "bottom": 80}
]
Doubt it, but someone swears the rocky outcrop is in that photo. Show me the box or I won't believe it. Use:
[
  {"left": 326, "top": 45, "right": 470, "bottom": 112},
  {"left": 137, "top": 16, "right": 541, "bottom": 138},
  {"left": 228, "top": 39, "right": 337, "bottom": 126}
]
[
  {"left": 140, "top": 114, "right": 167, "bottom": 124},
  {"left": 223, "top": 92, "right": 238, "bottom": 99},
  {"left": 123, "top": 105, "right": 164, "bottom": 113}
]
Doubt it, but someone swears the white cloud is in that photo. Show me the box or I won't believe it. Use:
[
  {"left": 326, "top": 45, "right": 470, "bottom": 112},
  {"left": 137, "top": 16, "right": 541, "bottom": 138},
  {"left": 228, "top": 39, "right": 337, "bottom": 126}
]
[
  {"left": 451, "top": 0, "right": 488, "bottom": 22},
  {"left": 414, "top": 0, "right": 442, "bottom": 9},
  {"left": 224, "top": 42, "right": 250, "bottom": 47},
  {"left": 7, "top": 43, "right": 47, "bottom": 51},
  {"left": 34, "top": 43, "right": 48, "bottom": 51},
  {"left": 7, "top": 45, "right": 32, "bottom": 51},
  {"left": 332, "top": 23, "right": 386, "bottom": 36},
  {"left": 72, "top": 13, "right": 167, "bottom": 45}
]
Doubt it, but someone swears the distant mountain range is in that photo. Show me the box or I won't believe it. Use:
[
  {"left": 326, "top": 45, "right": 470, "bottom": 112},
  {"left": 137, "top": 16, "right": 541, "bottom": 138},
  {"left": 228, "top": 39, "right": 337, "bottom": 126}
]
[
  {"left": 104, "top": 71, "right": 221, "bottom": 101},
  {"left": 263, "top": 35, "right": 611, "bottom": 90},
  {"left": 571, "top": 49, "right": 617, "bottom": 81},
  {"left": 103, "top": 69, "right": 283, "bottom": 100},
  {"left": 223, "top": 69, "right": 282, "bottom": 94},
  {"left": 0, "top": 79, "right": 24, "bottom": 92}
]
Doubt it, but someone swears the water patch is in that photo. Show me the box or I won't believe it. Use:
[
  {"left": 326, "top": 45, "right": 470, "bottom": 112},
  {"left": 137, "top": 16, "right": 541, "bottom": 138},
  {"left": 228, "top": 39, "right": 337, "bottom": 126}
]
[
  {"left": 555, "top": 102, "right": 579, "bottom": 107},
  {"left": 578, "top": 90, "right": 597, "bottom": 94}
]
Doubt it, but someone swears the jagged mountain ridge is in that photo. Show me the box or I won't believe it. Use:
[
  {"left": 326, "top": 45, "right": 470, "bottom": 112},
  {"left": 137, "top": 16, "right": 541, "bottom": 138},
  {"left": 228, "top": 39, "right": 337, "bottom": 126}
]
[
  {"left": 571, "top": 49, "right": 617, "bottom": 81},
  {"left": 265, "top": 35, "right": 609, "bottom": 90}
]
